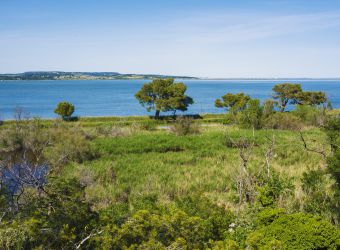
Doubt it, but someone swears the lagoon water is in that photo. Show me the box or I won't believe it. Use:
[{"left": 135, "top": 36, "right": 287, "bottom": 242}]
[{"left": 0, "top": 79, "right": 339, "bottom": 119}]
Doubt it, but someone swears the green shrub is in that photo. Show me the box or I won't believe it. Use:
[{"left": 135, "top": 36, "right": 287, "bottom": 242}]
[
  {"left": 293, "top": 105, "right": 326, "bottom": 127},
  {"left": 45, "top": 124, "right": 97, "bottom": 167},
  {"left": 263, "top": 99, "right": 276, "bottom": 118},
  {"left": 255, "top": 208, "right": 285, "bottom": 226},
  {"left": 95, "top": 209, "right": 208, "bottom": 249},
  {"left": 247, "top": 213, "right": 340, "bottom": 249},
  {"left": 0, "top": 224, "right": 30, "bottom": 249},
  {"left": 170, "top": 117, "right": 200, "bottom": 136},
  {"left": 236, "top": 99, "right": 263, "bottom": 129},
  {"left": 256, "top": 172, "right": 293, "bottom": 207},
  {"left": 175, "top": 195, "right": 234, "bottom": 240},
  {"left": 264, "top": 112, "right": 303, "bottom": 130},
  {"left": 300, "top": 169, "right": 333, "bottom": 217},
  {"left": 324, "top": 116, "right": 340, "bottom": 222},
  {"left": 54, "top": 101, "right": 75, "bottom": 121}
]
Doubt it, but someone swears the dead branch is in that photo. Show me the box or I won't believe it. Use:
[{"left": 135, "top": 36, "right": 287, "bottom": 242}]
[
  {"left": 299, "top": 132, "right": 327, "bottom": 159},
  {"left": 75, "top": 230, "right": 103, "bottom": 249}
]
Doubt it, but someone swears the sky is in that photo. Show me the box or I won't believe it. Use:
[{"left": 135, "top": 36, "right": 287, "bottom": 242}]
[{"left": 1, "top": 0, "right": 340, "bottom": 78}]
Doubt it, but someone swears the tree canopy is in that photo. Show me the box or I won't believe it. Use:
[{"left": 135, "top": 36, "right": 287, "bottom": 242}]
[
  {"left": 272, "top": 83, "right": 302, "bottom": 112},
  {"left": 215, "top": 93, "right": 250, "bottom": 114},
  {"left": 297, "top": 91, "right": 327, "bottom": 106},
  {"left": 135, "top": 78, "right": 193, "bottom": 117},
  {"left": 54, "top": 102, "right": 75, "bottom": 120}
]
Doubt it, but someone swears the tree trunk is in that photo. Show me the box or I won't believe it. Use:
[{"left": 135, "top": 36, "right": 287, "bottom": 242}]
[
  {"left": 280, "top": 99, "right": 288, "bottom": 112},
  {"left": 155, "top": 109, "right": 160, "bottom": 118}
]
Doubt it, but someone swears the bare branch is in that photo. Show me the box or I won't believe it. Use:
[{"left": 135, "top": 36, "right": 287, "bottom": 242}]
[
  {"left": 299, "top": 132, "right": 327, "bottom": 159},
  {"left": 75, "top": 230, "right": 103, "bottom": 249}
]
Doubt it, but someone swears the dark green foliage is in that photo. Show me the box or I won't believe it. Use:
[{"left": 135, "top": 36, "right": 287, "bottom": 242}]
[
  {"left": 94, "top": 209, "right": 208, "bottom": 249},
  {"left": 215, "top": 92, "right": 250, "bottom": 114},
  {"left": 324, "top": 117, "right": 340, "bottom": 222},
  {"left": 297, "top": 91, "right": 327, "bottom": 106},
  {"left": 236, "top": 98, "right": 263, "bottom": 129},
  {"left": 135, "top": 78, "right": 193, "bottom": 117},
  {"left": 325, "top": 116, "right": 340, "bottom": 154},
  {"left": 0, "top": 178, "right": 98, "bottom": 249},
  {"left": 272, "top": 83, "right": 302, "bottom": 112},
  {"left": 175, "top": 195, "right": 234, "bottom": 240},
  {"left": 256, "top": 172, "right": 293, "bottom": 207},
  {"left": 255, "top": 208, "right": 285, "bottom": 226},
  {"left": 325, "top": 116, "right": 340, "bottom": 187},
  {"left": 301, "top": 169, "right": 333, "bottom": 216},
  {"left": 54, "top": 101, "right": 75, "bottom": 120},
  {"left": 247, "top": 213, "right": 340, "bottom": 249},
  {"left": 94, "top": 206, "right": 233, "bottom": 249}
]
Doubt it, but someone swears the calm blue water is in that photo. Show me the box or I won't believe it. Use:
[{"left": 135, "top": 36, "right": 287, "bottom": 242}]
[{"left": 0, "top": 80, "right": 339, "bottom": 119}]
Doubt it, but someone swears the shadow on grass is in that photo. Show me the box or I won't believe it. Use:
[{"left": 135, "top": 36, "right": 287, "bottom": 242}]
[{"left": 149, "top": 114, "right": 203, "bottom": 121}]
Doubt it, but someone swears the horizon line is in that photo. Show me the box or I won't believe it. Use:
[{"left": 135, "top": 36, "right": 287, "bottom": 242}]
[{"left": 1, "top": 71, "right": 340, "bottom": 80}]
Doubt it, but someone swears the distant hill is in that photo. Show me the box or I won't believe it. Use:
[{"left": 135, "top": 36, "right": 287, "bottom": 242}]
[{"left": 0, "top": 71, "right": 197, "bottom": 80}]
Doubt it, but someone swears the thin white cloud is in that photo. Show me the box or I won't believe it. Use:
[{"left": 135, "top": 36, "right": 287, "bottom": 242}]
[{"left": 167, "top": 11, "right": 340, "bottom": 44}]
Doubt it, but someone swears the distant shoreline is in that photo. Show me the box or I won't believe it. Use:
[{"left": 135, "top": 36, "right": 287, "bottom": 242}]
[
  {"left": 1, "top": 71, "right": 340, "bottom": 81},
  {"left": 1, "top": 78, "right": 340, "bottom": 81}
]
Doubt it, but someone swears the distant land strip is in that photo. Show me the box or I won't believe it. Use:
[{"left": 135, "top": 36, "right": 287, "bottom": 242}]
[
  {"left": 0, "top": 71, "right": 198, "bottom": 80},
  {"left": 1, "top": 72, "right": 340, "bottom": 81}
]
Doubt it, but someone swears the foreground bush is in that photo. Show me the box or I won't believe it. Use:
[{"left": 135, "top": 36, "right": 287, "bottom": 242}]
[
  {"left": 94, "top": 208, "right": 233, "bottom": 249},
  {"left": 247, "top": 212, "right": 340, "bottom": 249}
]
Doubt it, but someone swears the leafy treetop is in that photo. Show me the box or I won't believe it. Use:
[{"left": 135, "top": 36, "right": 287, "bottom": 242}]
[
  {"left": 135, "top": 78, "right": 193, "bottom": 117},
  {"left": 54, "top": 102, "right": 75, "bottom": 120},
  {"left": 215, "top": 93, "right": 250, "bottom": 114},
  {"left": 297, "top": 91, "right": 327, "bottom": 106},
  {"left": 272, "top": 83, "right": 302, "bottom": 112}
]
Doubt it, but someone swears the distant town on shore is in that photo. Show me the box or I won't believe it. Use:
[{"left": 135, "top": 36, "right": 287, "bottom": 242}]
[{"left": 1, "top": 71, "right": 340, "bottom": 81}]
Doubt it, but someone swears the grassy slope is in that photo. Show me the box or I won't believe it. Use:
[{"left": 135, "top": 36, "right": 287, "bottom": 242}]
[{"left": 61, "top": 120, "right": 328, "bottom": 213}]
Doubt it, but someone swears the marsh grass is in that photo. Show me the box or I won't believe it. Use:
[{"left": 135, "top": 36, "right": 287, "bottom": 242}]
[{"left": 57, "top": 123, "right": 331, "bottom": 214}]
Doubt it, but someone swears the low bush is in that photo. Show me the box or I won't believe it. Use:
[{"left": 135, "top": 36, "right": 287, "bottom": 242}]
[
  {"left": 170, "top": 116, "right": 200, "bottom": 136},
  {"left": 95, "top": 125, "right": 127, "bottom": 137},
  {"left": 54, "top": 101, "right": 75, "bottom": 121},
  {"left": 293, "top": 105, "right": 327, "bottom": 127},
  {"left": 93, "top": 208, "right": 228, "bottom": 249},
  {"left": 45, "top": 124, "right": 97, "bottom": 167},
  {"left": 247, "top": 213, "right": 340, "bottom": 249},
  {"left": 236, "top": 99, "right": 263, "bottom": 129},
  {"left": 264, "top": 112, "right": 303, "bottom": 130}
]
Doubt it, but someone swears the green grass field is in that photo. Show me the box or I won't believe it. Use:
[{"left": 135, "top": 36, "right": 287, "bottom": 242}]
[
  {"left": 1, "top": 113, "right": 339, "bottom": 249},
  {"left": 59, "top": 118, "right": 329, "bottom": 213}
]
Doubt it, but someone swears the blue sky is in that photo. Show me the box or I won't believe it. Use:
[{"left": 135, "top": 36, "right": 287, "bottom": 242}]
[{"left": 1, "top": 0, "right": 340, "bottom": 77}]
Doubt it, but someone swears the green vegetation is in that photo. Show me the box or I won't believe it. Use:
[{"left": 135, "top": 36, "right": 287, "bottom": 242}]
[
  {"left": 0, "top": 82, "right": 339, "bottom": 249},
  {"left": 272, "top": 83, "right": 302, "bottom": 112},
  {"left": 54, "top": 101, "right": 75, "bottom": 120},
  {"left": 272, "top": 83, "right": 328, "bottom": 112},
  {"left": 215, "top": 93, "right": 250, "bottom": 114},
  {"left": 135, "top": 78, "right": 193, "bottom": 117}
]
